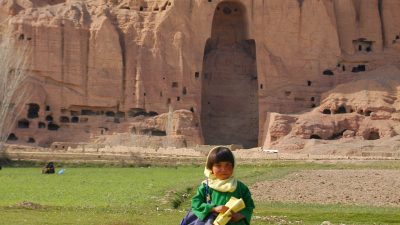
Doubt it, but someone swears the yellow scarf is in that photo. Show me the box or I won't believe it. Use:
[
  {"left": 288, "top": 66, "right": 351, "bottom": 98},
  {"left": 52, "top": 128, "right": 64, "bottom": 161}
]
[
  {"left": 202, "top": 146, "right": 238, "bottom": 192},
  {"left": 203, "top": 167, "right": 237, "bottom": 192}
]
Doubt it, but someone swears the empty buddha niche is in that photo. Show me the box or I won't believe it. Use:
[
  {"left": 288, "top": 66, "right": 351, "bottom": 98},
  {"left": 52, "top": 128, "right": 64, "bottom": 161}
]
[{"left": 201, "top": 1, "right": 259, "bottom": 148}]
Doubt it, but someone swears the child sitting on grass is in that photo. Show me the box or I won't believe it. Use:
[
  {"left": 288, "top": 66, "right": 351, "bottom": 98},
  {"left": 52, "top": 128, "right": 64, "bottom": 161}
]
[{"left": 191, "top": 146, "right": 255, "bottom": 225}]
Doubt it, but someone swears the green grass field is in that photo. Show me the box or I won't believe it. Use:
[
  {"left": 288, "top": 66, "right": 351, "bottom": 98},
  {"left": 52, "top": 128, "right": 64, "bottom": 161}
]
[{"left": 0, "top": 161, "right": 399, "bottom": 225}]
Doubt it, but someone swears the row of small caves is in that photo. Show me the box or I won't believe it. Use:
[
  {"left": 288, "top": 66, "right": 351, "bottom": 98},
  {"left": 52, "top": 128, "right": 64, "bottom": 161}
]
[
  {"left": 119, "top": 0, "right": 241, "bottom": 12},
  {"left": 283, "top": 39, "right": 378, "bottom": 109},
  {"left": 309, "top": 39, "right": 385, "bottom": 141},
  {"left": 6, "top": 103, "right": 165, "bottom": 144},
  {"left": 7, "top": 74, "right": 204, "bottom": 144},
  {"left": 308, "top": 105, "right": 381, "bottom": 141},
  {"left": 308, "top": 129, "right": 380, "bottom": 142},
  {"left": 144, "top": 75, "right": 198, "bottom": 109},
  {"left": 303, "top": 39, "right": 373, "bottom": 108},
  {"left": 322, "top": 39, "right": 373, "bottom": 76},
  {"left": 321, "top": 38, "right": 385, "bottom": 76},
  {"left": 120, "top": 1, "right": 171, "bottom": 11},
  {"left": 321, "top": 34, "right": 400, "bottom": 76}
]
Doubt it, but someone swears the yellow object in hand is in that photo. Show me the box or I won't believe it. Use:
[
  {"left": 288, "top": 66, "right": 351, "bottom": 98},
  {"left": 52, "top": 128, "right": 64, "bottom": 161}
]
[{"left": 213, "top": 197, "right": 245, "bottom": 225}]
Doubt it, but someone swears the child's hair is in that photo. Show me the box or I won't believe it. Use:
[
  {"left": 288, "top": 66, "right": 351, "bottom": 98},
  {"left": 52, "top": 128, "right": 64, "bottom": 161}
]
[{"left": 206, "top": 146, "right": 235, "bottom": 170}]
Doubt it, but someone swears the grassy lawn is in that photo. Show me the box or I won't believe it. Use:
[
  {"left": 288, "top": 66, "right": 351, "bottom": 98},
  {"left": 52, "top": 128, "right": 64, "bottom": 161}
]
[{"left": 0, "top": 161, "right": 399, "bottom": 225}]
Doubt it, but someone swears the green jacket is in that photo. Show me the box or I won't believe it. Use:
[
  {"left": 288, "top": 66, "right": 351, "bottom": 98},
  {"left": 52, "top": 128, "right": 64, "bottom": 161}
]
[{"left": 191, "top": 180, "right": 255, "bottom": 225}]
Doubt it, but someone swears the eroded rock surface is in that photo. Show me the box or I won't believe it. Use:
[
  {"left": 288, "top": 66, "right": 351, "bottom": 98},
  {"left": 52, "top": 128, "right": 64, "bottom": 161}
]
[
  {"left": 1, "top": 0, "right": 400, "bottom": 151},
  {"left": 264, "top": 66, "right": 400, "bottom": 154}
]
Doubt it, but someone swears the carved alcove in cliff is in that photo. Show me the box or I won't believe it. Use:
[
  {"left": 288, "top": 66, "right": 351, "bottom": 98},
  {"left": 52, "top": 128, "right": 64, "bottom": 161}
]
[
  {"left": 27, "top": 103, "right": 39, "bottom": 119},
  {"left": 201, "top": 1, "right": 259, "bottom": 148}
]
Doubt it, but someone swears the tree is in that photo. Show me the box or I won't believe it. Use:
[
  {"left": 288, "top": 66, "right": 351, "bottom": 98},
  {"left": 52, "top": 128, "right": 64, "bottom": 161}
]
[{"left": 0, "top": 23, "right": 31, "bottom": 164}]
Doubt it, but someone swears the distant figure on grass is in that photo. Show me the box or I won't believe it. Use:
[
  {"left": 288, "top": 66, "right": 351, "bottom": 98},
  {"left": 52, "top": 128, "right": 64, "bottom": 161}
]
[
  {"left": 180, "top": 146, "right": 255, "bottom": 225},
  {"left": 42, "top": 162, "right": 55, "bottom": 174}
]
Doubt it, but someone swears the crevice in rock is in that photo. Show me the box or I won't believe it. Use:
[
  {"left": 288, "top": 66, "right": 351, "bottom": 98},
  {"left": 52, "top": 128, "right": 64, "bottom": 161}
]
[
  {"left": 323, "top": 69, "right": 334, "bottom": 76},
  {"left": 329, "top": 129, "right": 346, "bottom": 140},
  {"left": 310, "top": 134, "right": 321, "bottom": 139},
  {"left": 378, "top": 0, "right": 385, "bottom": 47},
  {"left": 322, "top": 109, "right": 331, "bottom": 114},
  {"left": 367, "top": 131, "right": 380, "bottom": 140},
  {"left": 27, "top": 137, "right": 35, "bottom": 143}
]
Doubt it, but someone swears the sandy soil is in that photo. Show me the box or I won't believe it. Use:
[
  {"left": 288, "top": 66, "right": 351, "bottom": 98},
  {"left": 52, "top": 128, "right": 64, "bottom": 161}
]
[{"left": 251, "top": 169, "right": 400, "bottom": 207}]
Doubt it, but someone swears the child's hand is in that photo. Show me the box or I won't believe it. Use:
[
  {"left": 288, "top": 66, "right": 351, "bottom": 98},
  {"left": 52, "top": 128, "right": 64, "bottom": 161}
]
[
  {"left": 230, "top": 213, "right": 245, "bottom": 222},
  {"left": 212, "top": 205, "right": 229, "bottom": 213}
]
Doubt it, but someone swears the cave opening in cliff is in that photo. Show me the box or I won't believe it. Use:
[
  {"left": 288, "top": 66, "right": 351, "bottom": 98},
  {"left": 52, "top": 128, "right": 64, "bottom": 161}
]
[
  {"left": 201, "top": 1, "right": 259, "bottom": 148},
  {"left": 27, "top": 103, "right": 39, "bottom": 119},
  {"left": 8, "top": 133, "right": 18, "bottom": 141},
  {"left": 38, "top": 122, "right": 46, "bottom": 128},
  {"left": 18, "top": 119, "right": 29, "bottom": 128}
]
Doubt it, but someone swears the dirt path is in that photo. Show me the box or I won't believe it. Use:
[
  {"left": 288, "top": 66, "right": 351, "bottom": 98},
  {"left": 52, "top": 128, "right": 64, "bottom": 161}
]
[{"left": 251, "top": 169, "right": 400, "bottom": 207}]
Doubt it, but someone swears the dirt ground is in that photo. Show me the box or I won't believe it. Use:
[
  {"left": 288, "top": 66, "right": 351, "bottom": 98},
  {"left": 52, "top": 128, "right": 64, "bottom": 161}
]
[{"left": 251, "top": 169, "right": 400, "bottom": 207}]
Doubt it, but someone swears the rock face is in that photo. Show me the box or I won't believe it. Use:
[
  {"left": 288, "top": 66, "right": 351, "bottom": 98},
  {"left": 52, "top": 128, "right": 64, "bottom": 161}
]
[
  {"left": 1, "top": 0, "right": 400, "bottom": 150},
  {"left": 264, "top": 66, "right": 400, "bottom": 152}
]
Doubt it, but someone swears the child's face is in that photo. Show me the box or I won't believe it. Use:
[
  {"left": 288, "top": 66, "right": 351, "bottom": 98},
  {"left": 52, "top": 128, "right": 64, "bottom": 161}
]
[{"left": 212, "top": 161, "right": 233, "bottom": 180}]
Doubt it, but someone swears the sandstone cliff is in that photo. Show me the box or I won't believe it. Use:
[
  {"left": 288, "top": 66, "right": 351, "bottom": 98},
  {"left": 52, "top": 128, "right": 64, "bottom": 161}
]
[{"left": 1, "top": 0, "right": 400, "bottom": 152}]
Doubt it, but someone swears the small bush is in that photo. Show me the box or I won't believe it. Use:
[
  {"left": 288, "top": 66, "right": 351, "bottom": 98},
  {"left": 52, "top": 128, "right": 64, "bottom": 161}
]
[{"left": 171, "top": 187, "right": 193, "bottom": 209}]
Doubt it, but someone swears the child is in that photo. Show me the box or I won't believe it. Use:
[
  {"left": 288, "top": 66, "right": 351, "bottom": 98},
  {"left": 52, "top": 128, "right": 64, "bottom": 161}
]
[
  {"left": 42, "top": 162, "right": 55, "bottom": 174},
  {"left": 191, "top": 146, "right": 255, "bottom": 225}
]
